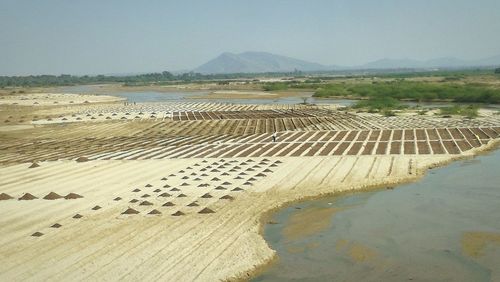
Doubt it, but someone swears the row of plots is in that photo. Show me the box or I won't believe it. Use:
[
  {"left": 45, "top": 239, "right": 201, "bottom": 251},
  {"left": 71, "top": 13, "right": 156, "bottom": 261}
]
[{"left": 82, "top": 127, "right": 499, "bottom": 160}]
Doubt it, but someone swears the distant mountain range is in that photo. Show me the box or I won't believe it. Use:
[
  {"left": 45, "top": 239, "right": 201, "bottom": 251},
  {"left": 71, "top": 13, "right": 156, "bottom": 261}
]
[{"left": 193, "top": 51, "right": 500, "bottom": 74}]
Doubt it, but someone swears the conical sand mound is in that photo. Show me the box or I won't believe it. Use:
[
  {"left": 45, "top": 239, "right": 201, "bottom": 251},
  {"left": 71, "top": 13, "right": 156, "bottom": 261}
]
[
  {"left": 92, "top": 205, "right": 101, "bottom": 210},
  {"left": 220, "top": 195, "right": 234, "bottom": 200},
  {"left": 122, "top": 208, "right": 139, "bottom": 215},
  {"left": 64, "top": 193, "right": 83, "bottom": 199},
  {"left": 198, "top": 207, "right": 215, "bottom": 214},
  {"left": 187, "top": 202, "right": 199, "bottom": 207},
  {"left": 159, "top": 192, "right": 171, "bottom": 197},
  {"left": 75, "top": 156, "right": 89, "bottom": 162},
  {"left": 19, "top": 193, "right": 37, "bottom": 200},
  {"left": 0, "top": 193, "right": 13, "bottom": 200},
  {"left": 51, "top": 223, "right": 62, "bottom": 228},
  {"left": 201, "top": 193, "right": 212, "bottom": 198},
  {"left": 162, "top": 201, "right": 175, "bottom": 207},
  {"left": 31, "top": 232, "right": 44, "bottom": 237},
  {"left": 148, "top": 209, "right": 161, "bottom": 215},
  {"left": 29, "top": 162, "right": 40, "bottom": 168},
  {"left": 43, "top": 192, "right": 62, "bottom": 200},
  {"left": 232, "top": 187, "right": 244, "bottom": 191},
  {"left": 172, "top": 211, "right": 185, "bottom": 216},
  {"left": 114, "top": 197, "right": 122, "bottom": 201},
  {"left": 73, "top": 214, "right": 83, "bottom": 219},
  {"left": 139, "top": 201, "right": 153, "bottom": 206}
]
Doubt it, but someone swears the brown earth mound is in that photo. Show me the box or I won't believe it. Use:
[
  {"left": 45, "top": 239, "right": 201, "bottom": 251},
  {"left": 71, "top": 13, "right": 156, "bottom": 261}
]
[
  {"left": 153, "top": 189, "right": 161, "bottom": 192},
  {"left": 114, "top": 197, "right": 122, "bottom": 201},
  {"left": 145, "top": 184, "right": 153, "bottom": 187},
  {"left": 220, "top": 195, "right": 234, "bottom": 200},
  {"left": 201, "top": 193, "right": 212, "bottom": 198},
  {"left": 51, "top": 223, "right": 62, "bottom": 228},
  {"left": 215, "top": 186, "right": 226, "bottom": 190},
  {"left": 132, "top": 188, "right": 141, "bottom": 192},
  {"left": 140, "top": 201, "right": 153, "bottom": 206},
  {"left": 172, "top": 211, "right": 185, "bottom": 216},
  {"left": 130, "top": 199, "right": 139, "bottom": 203},
  {"left": 31, "top": 232, "right": 44, "bottom": 237},
  {"left": 148, "top": 209, "right": 161, "bottom": 215},
  {"left": 177, "top": 194, "right": 187, "bottom": 198},
  {"left": 43, "top": 192, "right": 63, "bottom": 200},
  {"left": 163, "top": 202, "right": 175, "bottom": 206},
  {"left": 64, "top": 193, "right": 83, "bottom": 199},
  {"left": 122, "top": 208, "right": 139, "bottom": 215},
  {"left": 92, "top": 205, "right": 101, "bottom": 210},
  {"left": 187, "top": 202, "right": 199, "bottom": 207},
  {"left": 232, "top": 187, "right": 244, "bottom": 191},
  {"left": 19, "top": 193, "right": 37, "bottom": 200},
  {"left": 75, "top": 156, "right": 89, "bottom": 162},
  {"left": 198, "top": 207, "right": 215, "bottom": 214},
  {"left": 0, "top": 193, "right": 13, "bottom": 200},
  {"left": 29, "top": 162, "right": 40, "bottom": 168},
  {"left": 159, "top": 193, "right": 171, "bottom": 197},
  {"left": 73, "top": 214, "right": 83, "bottom": 219}
]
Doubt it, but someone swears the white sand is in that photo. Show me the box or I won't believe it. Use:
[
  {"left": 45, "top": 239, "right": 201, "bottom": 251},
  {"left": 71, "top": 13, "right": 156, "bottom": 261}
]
[{"left": 0, "top": 151, "right": 480, "bottom": 281}]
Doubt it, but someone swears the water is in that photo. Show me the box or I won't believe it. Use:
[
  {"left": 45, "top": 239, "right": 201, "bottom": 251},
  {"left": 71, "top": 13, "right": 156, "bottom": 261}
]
[
  {"left": 254, "top": 149, "right": 500, "bottom": 282},
  {"left": 56, "top": 85, "right": 356, "bottom": 106}
]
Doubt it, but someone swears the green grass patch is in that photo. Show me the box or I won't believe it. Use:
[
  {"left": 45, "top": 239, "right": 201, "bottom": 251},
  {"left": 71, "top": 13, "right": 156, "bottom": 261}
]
[{"left": 439, "top": 105, "right": 479, "bottom": 118}]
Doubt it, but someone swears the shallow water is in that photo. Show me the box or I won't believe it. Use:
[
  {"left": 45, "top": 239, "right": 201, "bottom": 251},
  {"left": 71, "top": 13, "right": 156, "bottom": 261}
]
[
  {"left": 56, "top": 85, "right": 355, "bottom": 106},
  {"left": 254, "top": 150, "right": 500, "bottom": 282}
]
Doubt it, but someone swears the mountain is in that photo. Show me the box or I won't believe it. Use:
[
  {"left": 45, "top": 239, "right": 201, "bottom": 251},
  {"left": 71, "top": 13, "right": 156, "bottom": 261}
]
[
  {"left": 193, "top": 51, "right": 500, "bottom": 74},
  {"left": 360, "top": 56, "right": 500, "bottom": 69},
  {"left": 194, "top": 51, "right": 329, "bottom": 74}
]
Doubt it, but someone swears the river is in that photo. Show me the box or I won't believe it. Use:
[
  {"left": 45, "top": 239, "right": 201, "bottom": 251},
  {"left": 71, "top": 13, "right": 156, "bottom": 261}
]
[{"left": 253, "top": 149, "right": 500, "bottom": 281}]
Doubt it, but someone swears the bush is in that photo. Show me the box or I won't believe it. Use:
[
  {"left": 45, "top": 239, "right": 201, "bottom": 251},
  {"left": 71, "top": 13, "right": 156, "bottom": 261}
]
[{"left": 439, "top": 105, "right": 479, "bottom": 118}]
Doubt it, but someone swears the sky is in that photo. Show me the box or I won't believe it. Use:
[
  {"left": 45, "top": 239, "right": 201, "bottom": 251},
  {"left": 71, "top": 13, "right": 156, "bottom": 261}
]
[{"left": 1, "top": 0, "right": 500, "bottom": 75}]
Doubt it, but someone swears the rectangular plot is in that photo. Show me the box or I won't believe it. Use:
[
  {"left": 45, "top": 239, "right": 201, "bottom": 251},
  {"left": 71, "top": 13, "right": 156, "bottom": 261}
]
[
  {"left": 375, "top": 142, "right": 388, "bottom": 155},
  {"left": 389, "top": 142, "right": 401, "bottom": 154},
  {"left": 347, "top": 142, "right": 363, "bottom": 155},
  {"left": 237, "top": 144, "right": 267, "bottom": 157},
  {"left": 448, "top": 128, "right": 464, "bottom": 139},
  {"left": 344, "top": 131, "right": 358, "bottom": 141},
  {"left": 380, "top": 130, "right": 392, "bottom": 141},
  {"left": 290, "top": 142, "right": 314, "bottom": 156},
  {"left": 361, "top": 142, "right": 376, "bottom": 155},
  {"left": 304, "top": 143, "right": 324, "bottom": 156},
  {"left": 392, "top": 130, "right": 403, "bottom": 140},
  {"left": 443, "top": 141, "right": 460, "bottom": 154},
  {"left": 297, "top": 132, "right": 315, "bottom": 142},
  {"left": 356, "top": 131, "right": 370, "bottom": 141},
  {"left": 415, "top": 129, "right": 426, "bottom": 141},
  {"left": 430, "top": 141, "right": 445, "bottom": 154},
  {"left": 317, "top": 142, "right": 338, "bottom": 156},
  {"left": 404, "top": 142, "right": 416, "bottom": 154},
  {"left": 333, "top": 142, "right": 350, "bottom": 155},
  {"left": 333, "top": 131, "right": 348, "bottom": 141},
  {"left": 263, "top": 143, "right": 288, "bottom": 157},
  {"left": 320, "top": 131, "right": 337, "bottom": 141},
  {"left": 276, "top": 143, "right": 301, "bottom": 157},
  {"left": 368, "top": 130, "right": 381, "bottom": 141},
  {"left": 222, "top": 144, "right": 255, "bottom": 158},
  {"left": 426, "top": 129, "right": 439, "bottom": 140},
  {"left": 470, "top": 128, "right": 489, "bottom": 139},
  {"left": 455, "top": 140, "right": 472, "bottom": 152},
  {"left": 404, "top": 129, "right": 415, "bottom": 141},
  {"left": 437, "top": 129, "right": 452, "bottom": 140},
  {"left": 481, "top": 128, "right": 498, "bottom": 138},
  {"left": 417, "top": 141, "right": 430, "bottom": 154},
  {"left": 309, "top": 132, "right": 328, "bottom": 141},
  {"left": 459, "top": 128, "right": 475, "bottom": 139},
  {"left": 468, "top": 139, "right": 481, "bottom": 147}
]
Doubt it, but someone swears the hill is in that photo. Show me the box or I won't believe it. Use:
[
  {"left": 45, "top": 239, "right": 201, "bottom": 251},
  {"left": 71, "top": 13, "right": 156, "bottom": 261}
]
[{"left": 193, "top": 52, "right": 329, "bottom": 74}]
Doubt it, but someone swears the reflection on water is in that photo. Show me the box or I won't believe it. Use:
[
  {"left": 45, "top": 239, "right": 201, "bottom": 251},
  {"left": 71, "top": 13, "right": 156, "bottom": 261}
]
[{"left": 254, "top": 149, "right": 500, "bottom": 282}]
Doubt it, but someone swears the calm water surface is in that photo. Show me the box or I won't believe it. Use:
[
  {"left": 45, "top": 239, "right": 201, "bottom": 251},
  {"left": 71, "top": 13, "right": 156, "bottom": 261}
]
[{"left": 254, "top": 149, "right": 500, "bottom": 282}]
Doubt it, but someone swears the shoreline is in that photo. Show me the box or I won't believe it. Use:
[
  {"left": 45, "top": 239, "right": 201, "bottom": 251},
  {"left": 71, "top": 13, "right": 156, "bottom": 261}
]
[{"left": 232, "top": 139, "right": 500, "bottom": 281}]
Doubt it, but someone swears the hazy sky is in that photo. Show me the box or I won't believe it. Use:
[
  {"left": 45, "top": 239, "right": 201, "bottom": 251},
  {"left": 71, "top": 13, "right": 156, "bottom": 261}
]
[{"left": 1, "top": 0, "right": 500, "bottom": 75}]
